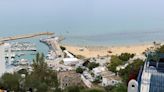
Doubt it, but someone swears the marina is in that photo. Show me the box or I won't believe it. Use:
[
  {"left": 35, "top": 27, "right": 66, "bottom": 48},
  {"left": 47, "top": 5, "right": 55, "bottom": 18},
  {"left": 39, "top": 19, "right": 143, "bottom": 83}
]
[
  {"left": 10, "top": 42, "right": 37, "bottom": 51},
  {"left": 0, "top": 32, "right": 54, "bottom": 77}
]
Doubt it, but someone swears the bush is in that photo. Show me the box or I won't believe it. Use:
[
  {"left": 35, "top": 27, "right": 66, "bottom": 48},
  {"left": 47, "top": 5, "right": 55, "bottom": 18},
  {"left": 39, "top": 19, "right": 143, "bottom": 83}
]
[
  {"left": 0, "top": 73, "right": 21, "bottom": 91},
  {"left": 76, "top": 67, "right": 84, "bottom": 74},
  {"left": 60, "top": 46, "right": 66, "bottom": 51},
  {"left": 110, "top": 83, "right": 127, "bottom": 92},
  {"left": 118, "top": 59, "right": 144, "bottom": 83},
  {"left": 87, "top": 62, "right": 99, "bottom": 70},
  {"left": 107, "top": 56, "right": 123, "bottom": 73},
  {"left": 157, "top": 45, "right": 164, "bottom": 53},
  {"left": 119, "top": 53, "right": 135, "bottom": 61},
  {"left": 93, "top": 75, "right": 102, "bottom": 84},
  {"left": 82, "top": 88, "right": 106, "bottom": 92}
]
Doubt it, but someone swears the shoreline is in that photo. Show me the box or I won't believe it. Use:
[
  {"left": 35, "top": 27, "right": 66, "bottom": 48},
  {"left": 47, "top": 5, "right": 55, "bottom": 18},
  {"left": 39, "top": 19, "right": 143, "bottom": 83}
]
[
  {"left": 62, "top": 42, "right": 158, "bottom": 58},
  {"left": 61, "top": 40, "right": 161, "bottom": 47}
]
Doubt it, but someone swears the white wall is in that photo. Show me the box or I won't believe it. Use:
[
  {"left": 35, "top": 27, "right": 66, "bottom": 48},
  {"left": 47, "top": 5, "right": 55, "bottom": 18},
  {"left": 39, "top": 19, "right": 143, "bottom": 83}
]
[
  {"left": 102, "top": 78, "right": 120, "bottom": 86},
  {"left": 0, "top": 44, "right": 6, "bottom": 76}
]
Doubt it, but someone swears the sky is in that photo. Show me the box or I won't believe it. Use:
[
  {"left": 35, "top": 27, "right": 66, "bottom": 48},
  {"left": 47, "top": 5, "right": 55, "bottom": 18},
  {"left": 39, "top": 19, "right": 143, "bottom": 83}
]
[{"left": 0, "top": 0, "right": 164, "bottom": 36}]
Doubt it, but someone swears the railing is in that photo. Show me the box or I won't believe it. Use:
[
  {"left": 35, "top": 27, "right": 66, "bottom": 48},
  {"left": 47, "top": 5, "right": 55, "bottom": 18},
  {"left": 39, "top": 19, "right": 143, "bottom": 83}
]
[{"left": 137, "top": 66, "right": 143, "bottom": 92}]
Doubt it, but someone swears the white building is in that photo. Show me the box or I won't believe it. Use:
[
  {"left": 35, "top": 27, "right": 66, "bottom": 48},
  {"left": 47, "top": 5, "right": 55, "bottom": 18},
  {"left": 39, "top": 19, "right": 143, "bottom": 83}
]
[
  {"left": 100, "top": 71, "right": 121, "bottom": 86},
  {"left": 83, "top": 71, "right": 94, "bottom": 82},
  {"left": 81, "top": 74, "right": 92, "bottom": 88},
  {"left": 92, "top": 66, "right": 107, "bottom": 76},
  {"left": 62, "top": 50, "right": 79, "bottom": 66},
  {"left": 0, "top": 43, "right": 6, "bottom": 76},
  {"left": 63, "top": 58, "right": 79, "bottom": 66},
  {"left": 102, "top": 76, "right": 121, "bottom": 86},
  {"left": 90, "top": 56, "right": 111, "bottom": 66}
]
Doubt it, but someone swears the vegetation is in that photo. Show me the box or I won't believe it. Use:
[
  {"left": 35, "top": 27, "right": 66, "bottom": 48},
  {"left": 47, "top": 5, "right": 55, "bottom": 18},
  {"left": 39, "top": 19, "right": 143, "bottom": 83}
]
[
  {"left": 118, "top": 53, "right": 135, "bottom": 61},
  {"left": 156, "top": 45, "right": 164, "bottom": 53},
  {"left": 119, "top": 59, "right": 144, "bottom": 83},
  {"left": 64, "top": 86, "right": 83, "bottom": 92},
  {"left": 110, "top": 83, "right": 127, "bottom": 92},
  {"left": 0, "top": 53, "right": 59, "bottom": 92},
  {"left": 25, "top": 53, "right": 59, "bottom": 92},
  {"left": 0, "top": 73, "right": 20, "bottom": 91},
  {"left": 93, "top": 75, "right": 102, "bottom": 84},
  {"left": 104, "top": 83, "right": 127, "bottom": 92},
  {"left": 107, "top": 56, "right": 123, "bottom": 73},
  {"left": 60, "top": 46, "right": 66, "bottom": 51},
  {"left": 87, "top": 62, "right": 99, "bottom": 70},
  {"left": 63, "top": 86, "right": 106, "bottom": 92},
  {"left": 76, "top": 67, "right": 85, "bottom": 74},
  {"left": 0, "top": 52, "right": 144, "bottom": 92},
  {"left": 82, "top": 88, "right": 106, "bottom": 92}
]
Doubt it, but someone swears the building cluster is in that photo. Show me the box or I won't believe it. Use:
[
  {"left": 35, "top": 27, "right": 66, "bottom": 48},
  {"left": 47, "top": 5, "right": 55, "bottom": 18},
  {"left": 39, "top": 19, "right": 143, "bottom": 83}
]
[
  {"left": 0, "top": 36, "right": 152, "bottom": 91},
  {"left": 41, "top": 37, "right": 124, "bottom": 89}
]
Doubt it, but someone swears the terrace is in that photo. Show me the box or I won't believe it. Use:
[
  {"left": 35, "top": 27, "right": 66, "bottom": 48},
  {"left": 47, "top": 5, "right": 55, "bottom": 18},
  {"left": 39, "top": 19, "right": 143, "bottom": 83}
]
[{"left": 138, "top": 52, "right": 164, "bottom": 92}]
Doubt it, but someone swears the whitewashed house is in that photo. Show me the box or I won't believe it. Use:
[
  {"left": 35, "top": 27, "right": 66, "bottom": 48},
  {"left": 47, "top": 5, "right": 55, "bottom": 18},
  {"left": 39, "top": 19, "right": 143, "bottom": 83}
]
[
  {"left": 102, "top": 76, "right": 121, "bottom": 86},
  {"left": 92, "top": 66, "right": 107, "bottom": 76},
  {"left": 100, "top": 71, "right": 121, "bottom": 86}
]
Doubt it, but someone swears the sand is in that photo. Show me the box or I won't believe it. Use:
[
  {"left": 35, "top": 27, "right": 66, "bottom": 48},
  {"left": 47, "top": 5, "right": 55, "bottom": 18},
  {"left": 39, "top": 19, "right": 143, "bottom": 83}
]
[{"left": 63, "top": 44, "right": 154, "bottom": 58}]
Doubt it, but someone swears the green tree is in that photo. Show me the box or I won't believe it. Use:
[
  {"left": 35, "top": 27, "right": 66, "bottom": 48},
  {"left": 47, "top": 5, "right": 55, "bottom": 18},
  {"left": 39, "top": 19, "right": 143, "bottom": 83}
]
[
  {"left": 87, "top": 62, "right": 99, "bottom": 70},
  {"left": 76, "top": 67, "right": 84, "bottom": 74},
  {"left": 82, "top": 88, "right": 106, "bottom": 92},
  {"left": 60, "top": 46, "right": 66, "bottom": 51},
  {"left": 156, "top": 45, "right": 164, "bottom": 53},
  {"left": 119, "top": 53, "right": 135, "bottom": 61},
  {"left": 0, "top": 73, "right": 21, "bottom": 91},
  {"left": 93, "top": 75, "right": 102, "bottom": 84},
  {"left": 110, "top": 83, "right": 127, "bottom": 92},
  {"left": 107, "top": 56, "right": 123, "bottom": 73},
  {"left": 64, "top": 86, "right": 82, "bottom": 92},
  {"left": 119, "top": 59, "right": 144, "bottom": 83},
  {"left": 25, "top": 53, "right": 59, "bottom": 92}
]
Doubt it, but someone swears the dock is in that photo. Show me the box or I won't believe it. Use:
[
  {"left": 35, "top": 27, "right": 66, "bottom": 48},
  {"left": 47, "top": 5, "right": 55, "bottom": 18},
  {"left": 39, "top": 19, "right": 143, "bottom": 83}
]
[
  {"left": 40, "top": 37, "right": 64, "bottom": 59},
  {"left": 0, "top": 32, "right": 54, "bottom": 42}
]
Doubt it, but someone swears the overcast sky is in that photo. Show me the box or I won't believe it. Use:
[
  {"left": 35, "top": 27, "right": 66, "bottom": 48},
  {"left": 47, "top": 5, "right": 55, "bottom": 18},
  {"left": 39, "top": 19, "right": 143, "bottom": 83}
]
[
  {"left": 0, "top": 0, "right": 164, "bottom": 18},
  {"left": 0, "top": 0, "right": 164, "bottom": 36}
]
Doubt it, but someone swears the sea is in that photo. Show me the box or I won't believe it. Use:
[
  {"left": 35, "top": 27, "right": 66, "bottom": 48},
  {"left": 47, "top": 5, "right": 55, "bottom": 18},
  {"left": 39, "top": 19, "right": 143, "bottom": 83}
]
[{"left": 0, "top": 0, "right": 164, "bottom": 61}]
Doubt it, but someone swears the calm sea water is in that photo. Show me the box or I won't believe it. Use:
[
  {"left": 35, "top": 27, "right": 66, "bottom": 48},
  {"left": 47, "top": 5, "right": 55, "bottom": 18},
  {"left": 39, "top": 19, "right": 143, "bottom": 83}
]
[
  {"left": 8, "top": 38, "right": 49, "bottom": 62},
  {"left": 1, "top": 21, "right": 164, "bottom": 46}
]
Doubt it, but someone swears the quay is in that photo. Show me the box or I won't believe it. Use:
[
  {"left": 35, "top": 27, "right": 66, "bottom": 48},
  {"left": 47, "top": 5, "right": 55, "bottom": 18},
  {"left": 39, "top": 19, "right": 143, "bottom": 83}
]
[
  {"left": 0, "top": 32, "right": 54, "bottom": 42},
  {"left": 40, "top": 36, "right": 64, "bottom": 59}
]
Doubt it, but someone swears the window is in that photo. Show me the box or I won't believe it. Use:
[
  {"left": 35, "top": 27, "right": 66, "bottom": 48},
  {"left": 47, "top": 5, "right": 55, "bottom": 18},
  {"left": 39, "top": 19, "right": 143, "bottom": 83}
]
[{"left": 132, "top": 84, "right": 135, "bottom": 88}]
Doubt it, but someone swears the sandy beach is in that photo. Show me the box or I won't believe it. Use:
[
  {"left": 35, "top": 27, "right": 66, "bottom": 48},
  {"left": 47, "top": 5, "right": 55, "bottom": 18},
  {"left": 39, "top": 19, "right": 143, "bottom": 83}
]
[{"left": 64, "top": 44, "right": 154, "bottom": 58}]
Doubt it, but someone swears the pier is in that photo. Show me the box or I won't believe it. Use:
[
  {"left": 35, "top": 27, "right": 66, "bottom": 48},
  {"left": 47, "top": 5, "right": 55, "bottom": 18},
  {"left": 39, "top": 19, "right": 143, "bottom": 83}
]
[
  {"left": 40, "top": 36, "right": 64, "bottom": 59},
  {"left": 0, "top": 32, "right": 54, "bottom": 42}
]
